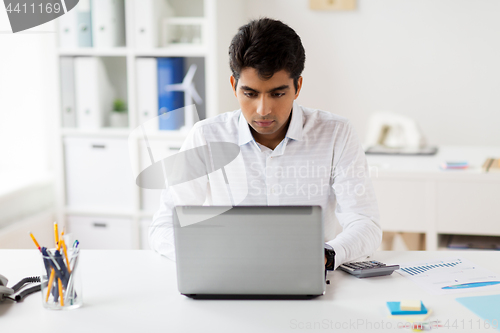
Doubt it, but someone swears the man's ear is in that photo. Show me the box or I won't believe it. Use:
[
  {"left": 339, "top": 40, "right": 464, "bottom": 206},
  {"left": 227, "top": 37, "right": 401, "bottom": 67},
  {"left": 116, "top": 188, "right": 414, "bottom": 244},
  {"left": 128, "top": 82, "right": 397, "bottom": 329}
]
[
  {"left": 294, "top": 76, "right": 303, "bottom": 99},
  {"left": 230, "top": 76, "right": 238, "bottom": 97}
]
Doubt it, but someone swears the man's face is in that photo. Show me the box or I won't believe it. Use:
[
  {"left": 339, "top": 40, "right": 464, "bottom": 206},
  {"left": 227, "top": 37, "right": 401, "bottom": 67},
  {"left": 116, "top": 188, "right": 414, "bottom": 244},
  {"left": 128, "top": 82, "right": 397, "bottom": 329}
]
[{"left": 230, "top": 68, "right": 302, "bottom": 142}]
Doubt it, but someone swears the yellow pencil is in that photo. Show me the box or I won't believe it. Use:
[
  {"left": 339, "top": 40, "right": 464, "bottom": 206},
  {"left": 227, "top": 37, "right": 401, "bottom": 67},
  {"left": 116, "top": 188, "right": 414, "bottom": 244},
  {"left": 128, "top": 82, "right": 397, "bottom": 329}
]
[
  {"left": 58, "top": 278, "right": 64, "bottom": 306},
  {"left": 45, "top": 269, "right": 55, "bottom": 302},
  {"left": 54, "top": 222, "right": 59, "bottom": 248},
  {"left": 61, "top": 239, "right": 71, "bottom": 273},
  {"left": 29, "top": 232, "right": 41, "bottom": 252}
]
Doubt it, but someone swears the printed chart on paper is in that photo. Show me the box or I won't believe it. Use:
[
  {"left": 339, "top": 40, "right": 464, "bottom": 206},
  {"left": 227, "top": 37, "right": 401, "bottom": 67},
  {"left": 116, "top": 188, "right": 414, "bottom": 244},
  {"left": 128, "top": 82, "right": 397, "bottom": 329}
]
[{"left": 397, "top": 258, "right": 500, "bottom": 295}]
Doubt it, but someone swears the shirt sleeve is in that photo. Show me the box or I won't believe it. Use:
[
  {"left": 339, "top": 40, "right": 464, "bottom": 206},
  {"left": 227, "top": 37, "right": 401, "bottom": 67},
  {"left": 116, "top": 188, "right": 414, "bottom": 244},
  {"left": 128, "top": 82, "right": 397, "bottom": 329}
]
[
  {"left": 149, "top": 124, "right": 209, "bottom": 260},
  {"left": 326, "top": 121, "right": 382, "bottom": 269}
]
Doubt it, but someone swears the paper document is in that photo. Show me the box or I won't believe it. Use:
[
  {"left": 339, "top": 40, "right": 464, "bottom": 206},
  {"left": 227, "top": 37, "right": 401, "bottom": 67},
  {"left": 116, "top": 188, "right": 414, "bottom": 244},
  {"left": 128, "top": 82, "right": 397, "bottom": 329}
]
[{"left": 397, "top": 258, "right": 500, "bottom": 295}]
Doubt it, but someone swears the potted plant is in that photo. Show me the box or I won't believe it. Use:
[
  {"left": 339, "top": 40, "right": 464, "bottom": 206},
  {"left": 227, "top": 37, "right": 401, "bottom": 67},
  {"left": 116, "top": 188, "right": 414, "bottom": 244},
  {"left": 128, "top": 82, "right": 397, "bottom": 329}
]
[{"left": 110, "top": 99, "right": 128, "bottom": 128}]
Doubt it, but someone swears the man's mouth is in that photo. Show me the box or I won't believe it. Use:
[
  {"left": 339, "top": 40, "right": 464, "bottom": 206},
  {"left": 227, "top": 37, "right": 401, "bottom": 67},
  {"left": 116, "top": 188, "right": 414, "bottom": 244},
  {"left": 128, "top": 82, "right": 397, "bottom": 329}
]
[{"left": 254, "top": 120, "right": 274, "bottom": 127}]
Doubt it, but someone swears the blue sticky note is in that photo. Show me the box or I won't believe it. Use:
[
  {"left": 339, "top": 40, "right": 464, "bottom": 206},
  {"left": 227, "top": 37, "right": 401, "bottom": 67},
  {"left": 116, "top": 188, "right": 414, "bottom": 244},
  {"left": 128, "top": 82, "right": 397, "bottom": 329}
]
[
  {"left": 456, "top": 294, "right": 500, "bottom": 330},
  {"left": 387, "top": 301, "right": 428, "bottom": 315}
]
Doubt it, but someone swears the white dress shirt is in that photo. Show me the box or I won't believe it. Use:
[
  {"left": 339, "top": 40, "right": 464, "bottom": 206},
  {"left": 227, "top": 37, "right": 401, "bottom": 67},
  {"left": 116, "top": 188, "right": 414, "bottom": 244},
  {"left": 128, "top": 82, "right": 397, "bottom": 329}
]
[{"left": 150, "top": 101, "right": 382, "bottom": 269}]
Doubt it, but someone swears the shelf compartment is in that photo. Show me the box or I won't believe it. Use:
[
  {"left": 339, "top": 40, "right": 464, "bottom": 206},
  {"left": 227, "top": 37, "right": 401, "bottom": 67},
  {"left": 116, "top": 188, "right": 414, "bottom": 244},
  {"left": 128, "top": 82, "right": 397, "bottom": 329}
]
[
  {"left": 381, "top": 232, "right": 426, "bottom": 251},
  {"left": 60, "top": 56, "right": 129, "bottom": 130},
  {"left": 439, "top": 234, "right": 500, "bottom": 251}
]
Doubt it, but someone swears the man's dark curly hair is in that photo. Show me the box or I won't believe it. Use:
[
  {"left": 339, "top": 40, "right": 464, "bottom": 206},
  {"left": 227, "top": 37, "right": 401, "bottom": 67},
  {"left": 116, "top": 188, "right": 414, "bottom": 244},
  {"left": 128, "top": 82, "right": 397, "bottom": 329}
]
[{"left": 229, "top": 18, "right": 306, "bottom": 93}]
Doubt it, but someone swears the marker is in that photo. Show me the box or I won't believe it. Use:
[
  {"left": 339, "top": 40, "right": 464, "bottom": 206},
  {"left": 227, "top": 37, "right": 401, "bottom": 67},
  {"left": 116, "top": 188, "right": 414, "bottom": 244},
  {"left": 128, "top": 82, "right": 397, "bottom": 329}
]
[{"left": 442, "top": 281, "right": 500, "bottom": 289}]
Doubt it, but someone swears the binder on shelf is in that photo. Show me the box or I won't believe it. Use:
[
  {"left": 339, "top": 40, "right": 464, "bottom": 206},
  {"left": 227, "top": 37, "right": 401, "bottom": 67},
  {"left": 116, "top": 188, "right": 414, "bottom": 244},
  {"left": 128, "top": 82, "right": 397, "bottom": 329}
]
[
  {"left": 58, "top": 3, "right": 78, "bottom": 48},
  {"left": 60, "top": 57, "right": 77, "bottom": 128},
  {"left": 136, "top": 57, "right": 159, "bottom": 129},
  {"left": 77, "top": 0, "right": 92, "bottom": 47},
  {"left": 133, "top": 0, "right": 173, "bottom": 49},
  {"left": 157, "top": 57, "right": 184, "bottom": 130},
  {"left": 74, "top": 57, "right": 115, "bottom": 129},
  {"left": 91, "top": 0, "right": 126, "bottom": 48}
]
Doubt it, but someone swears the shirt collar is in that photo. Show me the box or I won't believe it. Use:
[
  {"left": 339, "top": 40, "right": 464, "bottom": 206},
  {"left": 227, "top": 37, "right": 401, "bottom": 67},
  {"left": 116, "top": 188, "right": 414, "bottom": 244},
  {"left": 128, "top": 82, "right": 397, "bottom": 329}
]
[
  {"left": 237, "top": 101, "right": 304, "bottom": 146},
  {"left": 285, "top": 101, "right": 303, "bottom": 142},
  {"left": 238, "top": 111, "right": 254, "bottom": 146}
]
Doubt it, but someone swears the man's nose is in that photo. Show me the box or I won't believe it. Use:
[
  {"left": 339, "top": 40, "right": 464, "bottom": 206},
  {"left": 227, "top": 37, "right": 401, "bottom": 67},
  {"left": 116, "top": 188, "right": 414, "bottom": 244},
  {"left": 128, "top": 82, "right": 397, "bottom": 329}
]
[{"left": 256, "top": 96, "right": 271, "bottom": 116}]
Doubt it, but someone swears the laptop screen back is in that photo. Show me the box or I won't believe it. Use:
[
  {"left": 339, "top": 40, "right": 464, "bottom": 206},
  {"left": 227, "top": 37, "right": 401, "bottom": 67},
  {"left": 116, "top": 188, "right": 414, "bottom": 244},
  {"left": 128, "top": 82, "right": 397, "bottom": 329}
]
[{"left": 173, "top": 206, "right": 325, "bottom": 297}]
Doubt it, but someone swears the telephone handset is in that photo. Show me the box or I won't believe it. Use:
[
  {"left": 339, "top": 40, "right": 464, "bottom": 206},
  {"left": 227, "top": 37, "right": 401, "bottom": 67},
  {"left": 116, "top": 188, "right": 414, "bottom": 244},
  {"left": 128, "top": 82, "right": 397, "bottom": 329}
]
[
  {"left": 0, "top": 274, "right": 14, "bottom": 301},
  {"left": 0, "top": 273, "right": 41, "bottom": 302}
]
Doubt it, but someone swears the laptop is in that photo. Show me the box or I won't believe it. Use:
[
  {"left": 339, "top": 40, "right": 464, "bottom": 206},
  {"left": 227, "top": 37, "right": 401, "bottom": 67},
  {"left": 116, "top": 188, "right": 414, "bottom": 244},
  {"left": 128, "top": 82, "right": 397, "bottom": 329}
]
[{"left": 173, "top": 205, "right": 325, "bottom": 299}]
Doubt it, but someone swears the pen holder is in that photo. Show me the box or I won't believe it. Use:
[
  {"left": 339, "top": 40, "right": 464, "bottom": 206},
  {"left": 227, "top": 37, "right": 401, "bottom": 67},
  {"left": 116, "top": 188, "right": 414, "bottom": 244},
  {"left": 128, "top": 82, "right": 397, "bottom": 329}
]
[{"left": 40, "top": 248, "right": 83, "bottom": 310}]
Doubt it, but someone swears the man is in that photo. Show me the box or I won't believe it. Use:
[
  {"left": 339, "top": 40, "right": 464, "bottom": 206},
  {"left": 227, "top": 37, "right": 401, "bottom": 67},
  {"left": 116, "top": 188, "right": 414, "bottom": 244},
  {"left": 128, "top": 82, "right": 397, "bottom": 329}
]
[{"left": 150, "top": 18, "right": 382, "bottom": 270}]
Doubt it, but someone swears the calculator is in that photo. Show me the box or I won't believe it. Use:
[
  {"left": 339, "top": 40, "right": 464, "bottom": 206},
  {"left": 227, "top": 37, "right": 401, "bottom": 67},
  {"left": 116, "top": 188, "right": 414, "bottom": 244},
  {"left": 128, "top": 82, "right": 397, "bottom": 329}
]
[{"left": 338, "top": 260, "right": 400, "bottom": 278}]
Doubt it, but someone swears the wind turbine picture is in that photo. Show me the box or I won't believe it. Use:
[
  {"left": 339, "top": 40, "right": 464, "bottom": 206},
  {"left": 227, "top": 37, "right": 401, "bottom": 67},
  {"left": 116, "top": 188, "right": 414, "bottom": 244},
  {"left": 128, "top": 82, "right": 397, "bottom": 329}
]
[{"left": 165, "top": 64, "right": 203, "bottom": 130}]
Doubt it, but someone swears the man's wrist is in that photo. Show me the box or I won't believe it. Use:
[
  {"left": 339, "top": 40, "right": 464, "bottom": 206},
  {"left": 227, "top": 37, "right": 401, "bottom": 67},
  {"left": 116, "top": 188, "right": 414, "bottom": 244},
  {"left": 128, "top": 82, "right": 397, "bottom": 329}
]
[{"left": 324, "top": 244, "right": 335, "bottom": 270}]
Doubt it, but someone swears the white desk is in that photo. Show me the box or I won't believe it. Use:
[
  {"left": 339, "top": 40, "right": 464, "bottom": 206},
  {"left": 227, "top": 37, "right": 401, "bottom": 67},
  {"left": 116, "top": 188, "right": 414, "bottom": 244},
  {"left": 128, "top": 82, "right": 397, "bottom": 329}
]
[
  {"left": 366, "top": 146, "right": 500, "bottom": 250},
  {"left": 2, "top": 250, "right": 500, "bottom": 332}
]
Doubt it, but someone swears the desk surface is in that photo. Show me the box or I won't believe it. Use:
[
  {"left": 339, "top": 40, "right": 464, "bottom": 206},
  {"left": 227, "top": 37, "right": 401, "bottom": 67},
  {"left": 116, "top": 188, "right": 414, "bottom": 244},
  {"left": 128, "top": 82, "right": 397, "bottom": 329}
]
[{"left": 1, "top": 250, "right": 499, "bottom": 333}]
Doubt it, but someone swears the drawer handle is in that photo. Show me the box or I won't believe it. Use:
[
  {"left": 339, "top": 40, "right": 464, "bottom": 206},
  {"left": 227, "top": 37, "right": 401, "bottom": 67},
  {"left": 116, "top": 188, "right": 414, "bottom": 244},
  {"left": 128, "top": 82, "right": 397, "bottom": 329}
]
[
  {"left": 92, "top": 144, "right": 106, "bottom": 149},
  {"left": 93, "top": 222, "right": 107, "bottom": 228},
  {"left": 169, "top": 147, "right": 181, "bottom": 151}
]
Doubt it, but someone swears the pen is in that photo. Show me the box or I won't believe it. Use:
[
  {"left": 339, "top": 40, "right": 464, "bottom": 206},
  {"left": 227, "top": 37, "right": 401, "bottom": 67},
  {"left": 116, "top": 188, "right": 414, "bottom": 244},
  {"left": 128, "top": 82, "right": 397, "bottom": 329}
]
[
  {"left": 58, "top": 278, "right": 64, "bottom": 306},
  {"left": 69, "top": 240, "right": 80, "bottom": 272},
  {"left": 65, "top": 251, "right": 81, "bottom": 305}
]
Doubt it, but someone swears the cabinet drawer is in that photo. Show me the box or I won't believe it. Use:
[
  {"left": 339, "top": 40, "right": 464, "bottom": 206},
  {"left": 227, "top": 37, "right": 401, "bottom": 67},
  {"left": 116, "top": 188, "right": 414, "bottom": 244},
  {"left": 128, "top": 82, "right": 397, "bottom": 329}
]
[
  {"left": 371, "top": 179, "right": 428, "bottom": 232},
  {"left": 67, "top": 215, "right": 133, "bottom": 249},
  {"left": 437, "top": 181, "right": 500, "bottom": 235},
  {"left": 64, "top": 137, "right": 134, "bottom": 210}
]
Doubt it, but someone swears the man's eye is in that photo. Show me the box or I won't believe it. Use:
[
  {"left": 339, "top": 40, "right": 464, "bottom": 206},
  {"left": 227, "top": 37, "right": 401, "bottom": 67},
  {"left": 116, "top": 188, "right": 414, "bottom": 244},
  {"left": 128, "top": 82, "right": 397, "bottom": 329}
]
[
  {"left": 273, "top": 92, "right": 285, "bottom": 98},
  {"left": 244, "top": 92, "right": 257, "bottom": 98}
]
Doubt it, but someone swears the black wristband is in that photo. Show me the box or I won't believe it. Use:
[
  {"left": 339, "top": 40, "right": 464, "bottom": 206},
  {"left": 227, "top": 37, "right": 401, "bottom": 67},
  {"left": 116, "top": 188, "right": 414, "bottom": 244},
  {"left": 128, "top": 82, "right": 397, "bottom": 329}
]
[{"left": 324, "top": 244, "right": 336, "bottom": 271}]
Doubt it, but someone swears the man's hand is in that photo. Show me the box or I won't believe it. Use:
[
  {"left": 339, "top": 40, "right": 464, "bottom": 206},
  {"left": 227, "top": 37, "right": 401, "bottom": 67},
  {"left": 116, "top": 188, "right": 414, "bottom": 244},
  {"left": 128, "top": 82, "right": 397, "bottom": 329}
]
[{"left": 324, "top": 244, "right": 335, "bottom": 270}]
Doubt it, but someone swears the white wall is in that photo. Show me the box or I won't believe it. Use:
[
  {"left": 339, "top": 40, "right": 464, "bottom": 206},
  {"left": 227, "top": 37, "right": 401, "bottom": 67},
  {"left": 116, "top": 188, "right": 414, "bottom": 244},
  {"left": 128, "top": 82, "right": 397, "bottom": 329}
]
[
  {"left": 0, "top": 11, "right": 57, "bottom": 175},
  {"left": 244, "top": 0, "right": 500, "bottom": 146}
]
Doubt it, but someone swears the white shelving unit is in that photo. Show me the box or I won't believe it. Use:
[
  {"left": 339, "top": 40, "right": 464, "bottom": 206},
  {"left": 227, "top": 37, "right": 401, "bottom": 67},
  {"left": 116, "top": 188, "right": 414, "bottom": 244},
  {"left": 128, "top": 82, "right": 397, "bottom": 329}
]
[
  {"left": 366, "top": 146, "right": 500, "bottom": 251},
  {"left": 54, "top": 0, "right": 244, "bottom": 249}
]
